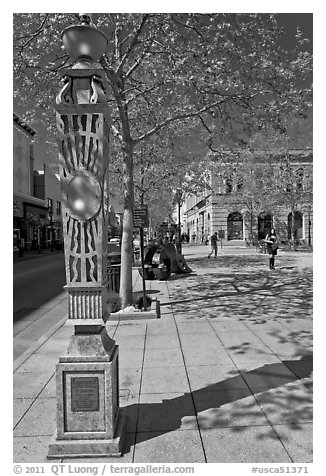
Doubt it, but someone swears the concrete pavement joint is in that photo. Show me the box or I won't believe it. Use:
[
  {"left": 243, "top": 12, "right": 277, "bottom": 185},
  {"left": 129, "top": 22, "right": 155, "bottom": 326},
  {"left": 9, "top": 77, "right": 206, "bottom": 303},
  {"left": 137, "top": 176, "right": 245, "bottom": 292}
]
[
  {"left": 14, "top": 308, "right": 52, "bottom": 338},
  {"left": 13, "top": 315, "right": 68, "bottom": 372},
  {"left": 14, "top": 372, "right": 55, "bottom": 432},
  {"left": 173, "top": 269, "right": 296, "bottom": 462},
  {"left": 206, "top": 320, "right": 295, "bottom": 462},
  {"left": 14, "top": 298, "right": 67, "bottom": 340},
  {"left": 204, "top": 302, "right": 301, "bottom": 463},
  {"left": 166, "top": 278, "right": 208, "bottom": 463},
  {"left": 131, "top": 323, "right": 148, "bottom": 462}
]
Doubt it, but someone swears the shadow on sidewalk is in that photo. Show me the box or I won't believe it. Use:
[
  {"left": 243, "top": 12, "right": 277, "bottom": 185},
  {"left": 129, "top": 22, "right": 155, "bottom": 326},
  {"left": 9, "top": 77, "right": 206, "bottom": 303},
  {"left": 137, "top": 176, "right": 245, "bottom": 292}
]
[
  {"left": 165, "top": 267, "right": 312, "bottom": 322},
  {"left": 121, "top": 353, "right": 312, "bottom": 453},
  {"left": 168, "top": 272, "right": 197, "bottom": 281}
]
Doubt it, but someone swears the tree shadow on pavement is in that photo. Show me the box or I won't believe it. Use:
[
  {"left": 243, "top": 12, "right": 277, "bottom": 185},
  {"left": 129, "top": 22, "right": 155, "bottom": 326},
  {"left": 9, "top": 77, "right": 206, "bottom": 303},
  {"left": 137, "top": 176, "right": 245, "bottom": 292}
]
[
  {"left": 166, "top": 255, "right": 312, "bottom": 324},
  {"left": 168, "top": 272, "right": 198, "bottom": 281},
  {"left": 121, "top": 353, "right": 312, "bottom": 454}
]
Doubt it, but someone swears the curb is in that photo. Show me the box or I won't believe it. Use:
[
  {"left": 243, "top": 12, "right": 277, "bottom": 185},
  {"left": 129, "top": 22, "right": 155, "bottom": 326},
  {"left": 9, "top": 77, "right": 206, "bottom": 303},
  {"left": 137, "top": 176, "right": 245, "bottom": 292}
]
[
  {"left": 13, "top": 315, "right": 68, "bottom": 372},
  {"left": 13, "top": 250, "right": 64, "bottom": 264}
]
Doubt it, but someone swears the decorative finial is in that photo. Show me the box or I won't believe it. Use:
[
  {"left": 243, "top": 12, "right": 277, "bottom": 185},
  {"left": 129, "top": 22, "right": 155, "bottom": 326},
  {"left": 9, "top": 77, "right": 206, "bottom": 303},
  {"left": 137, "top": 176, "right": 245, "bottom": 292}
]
[{"left": 79, "top": 13, "right": 92, "bottom": 25}]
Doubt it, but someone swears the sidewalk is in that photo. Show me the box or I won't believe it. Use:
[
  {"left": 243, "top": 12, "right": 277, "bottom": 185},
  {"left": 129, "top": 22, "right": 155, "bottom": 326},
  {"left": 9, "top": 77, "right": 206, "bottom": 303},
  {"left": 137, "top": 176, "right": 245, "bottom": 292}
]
[{"left": 13, "top": 248, "right": 313, "bottom": 463}]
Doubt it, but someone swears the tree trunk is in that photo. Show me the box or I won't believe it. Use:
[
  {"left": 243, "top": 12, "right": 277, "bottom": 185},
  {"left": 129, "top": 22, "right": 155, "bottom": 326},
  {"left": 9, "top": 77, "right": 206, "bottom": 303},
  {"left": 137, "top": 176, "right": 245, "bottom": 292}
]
[
  {"left": 105, "top": 65, "right": 135, "bottom": 309},
  {"left": 120, "top": 141, "right": 135, "bottom": 308},
  {"left": 250, "top": 214, "right": 254, "bottom": 245}
]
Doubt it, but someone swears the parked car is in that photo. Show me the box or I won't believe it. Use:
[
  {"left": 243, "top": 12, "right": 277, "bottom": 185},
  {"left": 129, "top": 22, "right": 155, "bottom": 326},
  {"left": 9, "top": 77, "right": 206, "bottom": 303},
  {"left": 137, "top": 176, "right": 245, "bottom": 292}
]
[
  {"left": 107, "top": 239, "right": 121, "bottom": 266},
  {"left": 109, "top": 237, "right": 121, "bottom": 245}
]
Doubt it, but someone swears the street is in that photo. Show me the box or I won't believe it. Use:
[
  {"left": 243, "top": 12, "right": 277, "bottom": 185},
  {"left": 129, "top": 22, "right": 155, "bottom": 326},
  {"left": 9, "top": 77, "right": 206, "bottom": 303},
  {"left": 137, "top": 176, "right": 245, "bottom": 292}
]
[{"left": 13, "top": 252, "right": 66, "bottom": 359}]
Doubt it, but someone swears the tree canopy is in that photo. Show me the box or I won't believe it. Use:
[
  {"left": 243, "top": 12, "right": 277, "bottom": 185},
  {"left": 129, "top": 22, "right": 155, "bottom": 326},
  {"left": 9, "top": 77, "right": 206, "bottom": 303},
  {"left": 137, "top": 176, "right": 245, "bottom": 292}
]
[{"left": 13, "top": 13, "right": 313, "bottom": 306}]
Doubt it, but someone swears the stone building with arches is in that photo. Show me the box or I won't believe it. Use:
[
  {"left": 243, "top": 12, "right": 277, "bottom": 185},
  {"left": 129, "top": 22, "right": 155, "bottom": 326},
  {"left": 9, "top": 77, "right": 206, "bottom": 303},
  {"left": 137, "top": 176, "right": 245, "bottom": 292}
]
[{"left": 184, "top": 149, "right": 313, "bottom": 246}]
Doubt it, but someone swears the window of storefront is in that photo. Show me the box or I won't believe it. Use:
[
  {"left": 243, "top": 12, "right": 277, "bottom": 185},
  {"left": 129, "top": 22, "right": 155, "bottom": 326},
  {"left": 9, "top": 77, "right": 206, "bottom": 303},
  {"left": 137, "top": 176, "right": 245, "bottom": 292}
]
[
  {"left": 227, "top": 212, "right": 243, "bottom": 240},
  {"left": 47, "top": 197, "right": 53, "bottom": 212}
]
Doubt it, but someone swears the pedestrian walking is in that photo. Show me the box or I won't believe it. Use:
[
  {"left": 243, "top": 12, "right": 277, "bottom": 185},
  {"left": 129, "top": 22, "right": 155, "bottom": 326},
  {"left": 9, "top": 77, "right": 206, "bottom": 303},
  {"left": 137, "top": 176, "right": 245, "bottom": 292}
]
[
  {"left": 208, "top": 231, "right": 219, "bottom": 258},
  {"left": 264, "top": 228, "right": 278, "bottom": 269}
]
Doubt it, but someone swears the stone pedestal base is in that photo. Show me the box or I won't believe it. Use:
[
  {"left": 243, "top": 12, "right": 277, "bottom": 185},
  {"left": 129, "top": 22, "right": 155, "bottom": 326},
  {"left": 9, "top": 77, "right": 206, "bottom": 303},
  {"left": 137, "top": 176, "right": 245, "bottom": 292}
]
[
  {"left": 48, "top": 411, "right": 126, "bottom": 458},
  {"left": 48, "top": 325, "right": 125, "bottom": 459}
]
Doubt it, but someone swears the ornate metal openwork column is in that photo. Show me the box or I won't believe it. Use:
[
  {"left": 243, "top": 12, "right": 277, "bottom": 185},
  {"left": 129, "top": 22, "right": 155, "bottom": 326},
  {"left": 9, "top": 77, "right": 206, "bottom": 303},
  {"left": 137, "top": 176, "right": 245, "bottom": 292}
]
[
  {"left": 57, "top": 18, "right": 110, "bottom": 323},
  {"left": 48, "top": 15, "right": 125, "bottom": 458}
]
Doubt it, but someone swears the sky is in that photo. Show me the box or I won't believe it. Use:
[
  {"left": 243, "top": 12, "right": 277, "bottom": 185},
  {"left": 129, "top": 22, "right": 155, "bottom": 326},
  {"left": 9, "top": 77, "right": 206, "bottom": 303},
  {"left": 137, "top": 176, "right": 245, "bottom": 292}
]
[
  {"left": 13, "top": 12, "right": 313, "bottom": 172},
  {"left": 277, "top": 13, "right": 312, "bottom": 46}
]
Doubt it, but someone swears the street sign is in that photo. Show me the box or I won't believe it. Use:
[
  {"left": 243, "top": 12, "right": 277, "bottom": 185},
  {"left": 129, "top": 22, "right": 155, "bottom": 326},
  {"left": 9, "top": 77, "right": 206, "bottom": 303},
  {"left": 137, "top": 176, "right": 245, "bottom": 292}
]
[
  {"left": 134, "top": 205, "right": 149, "bottom": 228},
  {"left": 218, "top": 230, "right": 225, "bottom": 239}
]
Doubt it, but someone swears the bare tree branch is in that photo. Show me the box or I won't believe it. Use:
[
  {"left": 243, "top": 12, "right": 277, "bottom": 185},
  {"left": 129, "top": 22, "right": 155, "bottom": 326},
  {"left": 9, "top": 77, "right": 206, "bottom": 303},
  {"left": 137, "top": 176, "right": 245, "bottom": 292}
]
[
  {"left": 135, "top": 99, "right": 228, "bottom": 143},
  {"left": 14, "top": 14, "right": 49, "bottom": 50},
  {"left": 125, "top": 80, "right": 170, "bottom": 106},
  {"left": 171, "top": 14, "right": 204, "bottom": 38},
  {"left": 111, "top": 125, "right": 123, "bottom": 142},
  {"left": 115, "top": 14, "right": 150, "bottom": 74}
]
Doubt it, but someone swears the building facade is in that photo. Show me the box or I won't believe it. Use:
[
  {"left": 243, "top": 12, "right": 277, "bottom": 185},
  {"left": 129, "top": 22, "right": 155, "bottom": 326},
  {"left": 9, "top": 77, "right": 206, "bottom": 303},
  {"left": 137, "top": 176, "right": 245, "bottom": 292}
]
[
  {"left": 13, "top": 113, "right": 48, "bottom": 253},
  {"left": 185, "top": 150, "right": 313, "bottom": 246},
  {"left": 34, "top": 164, "right": 63, "bottom": 248},
  {"left": 13, "top": 113, "right": 63, "bottom": 254}
]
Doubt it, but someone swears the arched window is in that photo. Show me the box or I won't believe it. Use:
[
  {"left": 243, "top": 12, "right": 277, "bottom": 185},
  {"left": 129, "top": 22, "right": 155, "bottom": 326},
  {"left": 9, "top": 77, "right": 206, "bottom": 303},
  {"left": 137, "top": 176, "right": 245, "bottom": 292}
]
[
  {"left": 288, "top": 211, "right": 303, "bottom": 242},
  {"left": 237, "top": 179, "right": 243, "bottom": 191},
  {"left": 225, "top": 177, "right": 233, "bottom": 194},
  {"left": 257, "top": 212, "right": 273, "bottom": 240}
]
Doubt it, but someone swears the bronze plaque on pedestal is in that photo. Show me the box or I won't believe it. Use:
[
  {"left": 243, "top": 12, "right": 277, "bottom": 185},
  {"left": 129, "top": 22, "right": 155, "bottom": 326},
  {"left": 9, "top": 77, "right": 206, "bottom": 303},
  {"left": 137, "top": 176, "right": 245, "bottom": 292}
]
[{"left": 71, "top": 376, "right": 99, "bottom": 412}]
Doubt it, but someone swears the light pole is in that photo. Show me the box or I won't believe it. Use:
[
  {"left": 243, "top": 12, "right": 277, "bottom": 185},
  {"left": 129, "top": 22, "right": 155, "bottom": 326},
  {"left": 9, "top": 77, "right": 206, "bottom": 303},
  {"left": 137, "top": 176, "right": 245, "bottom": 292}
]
[
  {"left": 48, "top": 14, "right": 125, "bottom": 459},
  {"left": 307, "top": 205, "right": 312, "bottom": 247},
  {"left": 48, "top": 207, "right": 54, "bottom": 251},
  {"left": 175, "top": 189, "right": 182, "bottom": 254},
  {"left": 178, "top": 199, "right": 182, "bottom": 252}
]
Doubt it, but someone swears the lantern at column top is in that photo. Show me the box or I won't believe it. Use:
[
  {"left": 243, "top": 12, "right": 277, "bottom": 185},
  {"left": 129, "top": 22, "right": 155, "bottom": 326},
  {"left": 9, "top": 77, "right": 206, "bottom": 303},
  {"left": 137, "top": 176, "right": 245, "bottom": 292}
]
[
  {"left": 57, "top": 14, "right": 108, "bottom": 105},
  {"left": 62, "top": 14, "right": 108, "bottom": 65}
]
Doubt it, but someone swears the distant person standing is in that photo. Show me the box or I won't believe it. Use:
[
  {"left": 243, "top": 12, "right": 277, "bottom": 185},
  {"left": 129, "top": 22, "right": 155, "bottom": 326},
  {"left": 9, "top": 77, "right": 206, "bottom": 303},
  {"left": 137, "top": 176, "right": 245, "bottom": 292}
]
[
  {"left": 264, "top": 228, "right": 278, "bottom": 269},
  {"left": 208, "top": 231, "right": 219, "bottom": 258}
]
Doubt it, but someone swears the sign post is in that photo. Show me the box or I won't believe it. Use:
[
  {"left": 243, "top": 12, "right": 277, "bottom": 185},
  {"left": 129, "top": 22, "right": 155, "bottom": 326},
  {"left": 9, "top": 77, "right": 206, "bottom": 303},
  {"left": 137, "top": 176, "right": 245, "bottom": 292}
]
[{"left": 134, "top": 205, "right": 149, "bottom": 311}]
